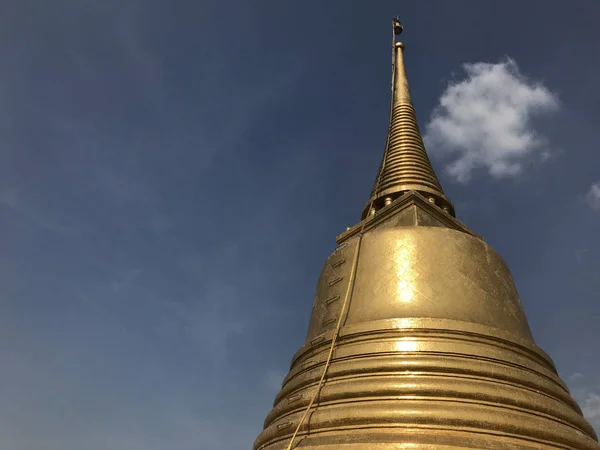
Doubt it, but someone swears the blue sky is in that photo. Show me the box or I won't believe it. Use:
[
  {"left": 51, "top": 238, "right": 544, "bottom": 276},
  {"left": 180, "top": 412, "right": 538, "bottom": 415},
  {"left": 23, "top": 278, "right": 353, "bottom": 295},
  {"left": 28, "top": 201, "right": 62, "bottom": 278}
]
[{"left": 1, "top": 1, "right": 599, "bottom": 449}]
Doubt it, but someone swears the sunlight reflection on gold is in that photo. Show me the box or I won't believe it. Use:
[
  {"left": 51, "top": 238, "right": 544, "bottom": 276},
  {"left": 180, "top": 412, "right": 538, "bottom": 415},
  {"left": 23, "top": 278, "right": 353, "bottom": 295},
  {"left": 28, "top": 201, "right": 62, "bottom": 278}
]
[
  {"left": 395, "top": 339, "right": 419, "bottom": 352},
  {"left": 394, "top": 318, "right": 414, "bottom": 329},
  {"left": 395, "top": 236, "right": 417, "bottom": 303}
]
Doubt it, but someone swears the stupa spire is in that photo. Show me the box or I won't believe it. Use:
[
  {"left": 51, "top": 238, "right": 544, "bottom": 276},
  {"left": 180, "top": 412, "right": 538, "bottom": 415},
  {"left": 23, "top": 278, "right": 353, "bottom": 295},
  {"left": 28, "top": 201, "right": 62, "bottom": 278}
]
[
  {"left": 253, "top": 18, "right": 600, "bottom": 450},
  {"left": 363, "top": 18, "right": 454, "bottom": 219}
]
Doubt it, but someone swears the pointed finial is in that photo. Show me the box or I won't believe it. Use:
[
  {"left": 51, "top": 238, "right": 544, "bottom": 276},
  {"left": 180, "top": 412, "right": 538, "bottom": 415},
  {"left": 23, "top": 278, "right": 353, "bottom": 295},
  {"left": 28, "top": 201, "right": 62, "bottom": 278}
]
[
  {"left": 361, "top": 19, "right": 454, "bottom": 219},
  {"left": 393, "top": 17, "right": 403, "bottom": 36}
]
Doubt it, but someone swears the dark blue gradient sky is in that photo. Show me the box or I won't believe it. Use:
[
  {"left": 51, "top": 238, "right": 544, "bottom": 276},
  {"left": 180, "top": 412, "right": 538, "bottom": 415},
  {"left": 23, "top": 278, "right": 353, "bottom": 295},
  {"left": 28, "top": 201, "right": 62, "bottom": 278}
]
[{"left": 1, "top": 1, "right": 599, "bottom": 448}]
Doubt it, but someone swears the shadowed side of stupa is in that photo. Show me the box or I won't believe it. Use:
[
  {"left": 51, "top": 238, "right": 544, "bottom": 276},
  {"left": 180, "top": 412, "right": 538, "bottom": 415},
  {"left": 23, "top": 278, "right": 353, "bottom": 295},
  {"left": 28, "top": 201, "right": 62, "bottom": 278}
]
[{"left": 253, "top": 18, "right": 599, "bottom": 450}]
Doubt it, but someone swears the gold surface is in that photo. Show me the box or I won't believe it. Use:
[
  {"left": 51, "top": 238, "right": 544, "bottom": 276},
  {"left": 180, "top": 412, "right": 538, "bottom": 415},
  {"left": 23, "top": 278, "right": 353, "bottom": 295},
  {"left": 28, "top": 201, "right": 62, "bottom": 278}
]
[
  {"left": 255, "top": 196, "right": 599, "bottom": 449},
  {"left": 253, "top": 19, "right": 599, "bottom": 450},
  {"left": 307, "top": 226, "right": 533, "bottom": 343}
]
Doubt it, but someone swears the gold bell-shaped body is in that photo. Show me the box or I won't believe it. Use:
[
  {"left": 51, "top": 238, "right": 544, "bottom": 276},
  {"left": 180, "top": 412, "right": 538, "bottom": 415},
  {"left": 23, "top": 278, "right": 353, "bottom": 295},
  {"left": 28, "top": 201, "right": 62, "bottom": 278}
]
[
  {"left": 253, "top": 20, "right": 599, "bottom": 450},
  {"left": 254, "top": 193, "right": 599, "bottom": 449}
]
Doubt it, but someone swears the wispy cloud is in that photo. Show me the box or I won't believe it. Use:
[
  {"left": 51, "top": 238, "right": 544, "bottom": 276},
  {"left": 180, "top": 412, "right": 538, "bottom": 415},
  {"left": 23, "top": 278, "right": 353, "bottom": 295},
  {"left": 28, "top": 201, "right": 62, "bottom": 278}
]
[
  {"left": 168, "top": 288, "right": 247, "bottom": 366},
  {"left": 582, "top": 393, "right": 600, "bottom": 431},
  {"left": 0, "top": 349, "right": 254, "bottom": 450},
  {"left": 586, "top": 182, "right": 600, "bottom": 211},
  {"left": 567, "top": 372, "right": 600, "bottom": 433},
  {"left": 263, "top": 369, "right": 286, "bottom": 394},
  {"left": 569, "top": 372, "right": 586, "bottom": 383},
  {"left": 573, "top": 246, "right": 600, "bottom": 296},
  {"left": 424, "top": 58, "right": 559, "bottom": 183},
  {"left": 0, "top": 187, "right": 73, "bottom": 235}
]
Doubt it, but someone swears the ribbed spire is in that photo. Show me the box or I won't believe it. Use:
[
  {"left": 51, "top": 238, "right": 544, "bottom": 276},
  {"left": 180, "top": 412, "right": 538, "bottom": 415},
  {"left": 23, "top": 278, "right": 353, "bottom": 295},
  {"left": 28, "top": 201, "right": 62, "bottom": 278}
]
[{"left": 362, "top": 22, "right": 454, "bottom": 219}]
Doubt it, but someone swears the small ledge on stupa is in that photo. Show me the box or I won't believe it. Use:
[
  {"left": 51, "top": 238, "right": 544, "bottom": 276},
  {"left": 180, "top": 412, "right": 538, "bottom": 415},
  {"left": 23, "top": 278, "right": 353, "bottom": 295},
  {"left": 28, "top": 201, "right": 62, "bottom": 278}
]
[{"left": 337, "top": 190, "right": 481, "bottom": 244}]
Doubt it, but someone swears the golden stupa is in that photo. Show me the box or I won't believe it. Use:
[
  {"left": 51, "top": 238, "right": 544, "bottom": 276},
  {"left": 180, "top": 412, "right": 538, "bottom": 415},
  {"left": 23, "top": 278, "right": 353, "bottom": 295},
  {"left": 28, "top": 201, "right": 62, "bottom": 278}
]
[{"left": 253, "top": 19, "right": 599, "bottom": 450}]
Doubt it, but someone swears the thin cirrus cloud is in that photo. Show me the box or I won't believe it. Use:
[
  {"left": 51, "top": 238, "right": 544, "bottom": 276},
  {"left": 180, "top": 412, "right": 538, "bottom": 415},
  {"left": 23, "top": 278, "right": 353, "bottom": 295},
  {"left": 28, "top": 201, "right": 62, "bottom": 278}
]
[
  {"left": 586, "top": 182, "right": 600, "bottom": 211},
  {"left": 583, "top": 393, "right": 600, "bottom": 431},
  {"left": 568, "top": 373, "right": 600, "bottom": 432},
  {"left": 424, "top": 58, "right": 559, "bottom": 183}
]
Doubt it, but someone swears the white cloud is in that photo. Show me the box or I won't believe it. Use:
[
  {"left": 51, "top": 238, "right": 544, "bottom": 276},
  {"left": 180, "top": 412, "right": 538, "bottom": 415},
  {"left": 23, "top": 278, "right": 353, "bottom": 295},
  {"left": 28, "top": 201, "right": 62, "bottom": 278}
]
[
  {"left": 582, "top": 392, "right": 600, "bottom": 430},
  {"left": 569, "top": 372, "right": 586, "bottom": 383},
  {"left": 567, "top": 372, "right": 600, "bottom": 433},
  {"left": 424, "top": 58, "right": 559, "bottom": 183},
  {"left": 586, "top": 182, "right": 600, "bottom": 211}
]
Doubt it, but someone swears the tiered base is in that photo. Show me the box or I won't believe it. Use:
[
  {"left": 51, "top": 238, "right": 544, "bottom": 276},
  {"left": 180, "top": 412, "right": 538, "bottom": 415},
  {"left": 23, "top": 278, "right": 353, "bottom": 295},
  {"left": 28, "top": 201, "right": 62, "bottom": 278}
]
[{"left": 254, "top": 318, "right": 599, "bottom": 450}]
